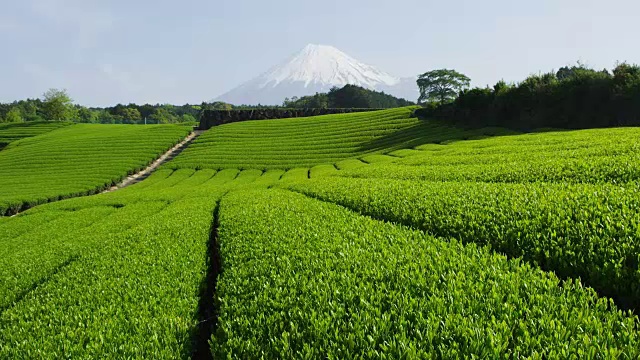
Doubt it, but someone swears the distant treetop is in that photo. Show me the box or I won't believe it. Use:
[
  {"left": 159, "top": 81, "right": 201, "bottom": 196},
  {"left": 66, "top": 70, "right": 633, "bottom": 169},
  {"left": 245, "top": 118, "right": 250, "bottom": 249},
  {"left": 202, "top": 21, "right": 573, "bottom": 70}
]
[{"left": 282, "top": 84, "right": 414, "bottom": 109}]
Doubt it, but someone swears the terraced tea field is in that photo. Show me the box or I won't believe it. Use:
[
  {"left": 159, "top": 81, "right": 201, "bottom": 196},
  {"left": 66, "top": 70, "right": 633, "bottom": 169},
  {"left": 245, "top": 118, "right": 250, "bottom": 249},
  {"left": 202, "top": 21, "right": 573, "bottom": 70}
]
[
  {"left": 0, "top": 121, "right": 72, "bottom": 150},
  {"left": 169, "top": 107, "right": 518, "bottom": 170},
  {"left": 1, "top": 108, "right": 639, "bottom": 358},
  {"left": 0, "top": 123, "right": 191, "bottom": 215}
]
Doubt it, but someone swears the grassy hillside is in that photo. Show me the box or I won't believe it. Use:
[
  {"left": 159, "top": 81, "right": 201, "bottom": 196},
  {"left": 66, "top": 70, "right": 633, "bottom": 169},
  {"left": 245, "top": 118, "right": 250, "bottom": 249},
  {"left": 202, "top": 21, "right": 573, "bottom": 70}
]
[
  {"left": 1, "top": 110, "right": 640, "bottom": 358},
  {"left": 0, "top": 169, "right": 254, "bottom": 357},
  {"left": 335, "top": 126, "right": 640, "bottom": 184},
  {"left": 172, "top": 107, "right": 488, "bottom": 170},
  {"left": 0, "top": 121, "right": 72, "bottom": 149},
  {"left": 170, "top": 108, "right": 417, "bottom": 170},
  {"left": 221, "top": 188, "right": 640, "bottom": 358},
  {"left": 2, "top": 168, "right": 639, "bottom": 358},
  {"left": 0, "top": 124, "right": 190, "bottom": 215}
]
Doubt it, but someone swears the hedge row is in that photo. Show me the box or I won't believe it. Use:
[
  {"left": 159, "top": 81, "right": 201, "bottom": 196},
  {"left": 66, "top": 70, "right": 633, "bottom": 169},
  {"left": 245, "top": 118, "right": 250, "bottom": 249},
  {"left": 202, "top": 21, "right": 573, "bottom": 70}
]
[
  {"left": 0, "top": 124, "right": 191, "bottom": 216},
  {"left": 175, "top": 108, "right": 427, "bottom": 170},
  {"left": 284, "top": 177, "right": 640, "bottom": 310},
  {"left": 212, "top": 188, "right": 640, "bottom": 357},
  {"left": 0, "top": 168, "right": 281, "bottom": 358},
  {"left": 198, "top": 108, "right": 381, "bottom": 129}
]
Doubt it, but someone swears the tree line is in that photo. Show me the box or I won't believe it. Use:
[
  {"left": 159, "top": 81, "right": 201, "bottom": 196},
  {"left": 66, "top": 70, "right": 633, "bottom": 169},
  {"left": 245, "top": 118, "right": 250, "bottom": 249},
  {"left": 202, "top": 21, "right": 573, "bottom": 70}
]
[
  {"left": 415, "top": 63, "right": 640, "bottom": 130},
  {"left": 0, "top": 84, "right": 414, "bottom": 125},
  {"left": 0, "top": 89, "right": 201, "bottom": 124},
  {"left": 9, "top": 62, "right": 640, "bottom": 131}
]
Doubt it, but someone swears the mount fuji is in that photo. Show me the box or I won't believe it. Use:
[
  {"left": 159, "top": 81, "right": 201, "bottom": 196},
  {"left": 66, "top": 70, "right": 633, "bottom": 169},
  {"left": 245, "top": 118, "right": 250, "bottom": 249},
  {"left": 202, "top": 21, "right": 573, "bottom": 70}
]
[{"left": 215, "top": 44, "right": 418, "bottom": 105}]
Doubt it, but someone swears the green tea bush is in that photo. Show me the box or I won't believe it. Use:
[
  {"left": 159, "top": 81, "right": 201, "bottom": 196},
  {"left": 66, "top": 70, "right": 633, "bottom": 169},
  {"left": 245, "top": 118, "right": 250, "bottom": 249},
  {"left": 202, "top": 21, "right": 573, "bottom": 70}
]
[
  {"left": 0, "top": 124, "right": 190, "bottom": 215},
  {"left": 212, "top": 188, "right": 640, "bottom": 358}
]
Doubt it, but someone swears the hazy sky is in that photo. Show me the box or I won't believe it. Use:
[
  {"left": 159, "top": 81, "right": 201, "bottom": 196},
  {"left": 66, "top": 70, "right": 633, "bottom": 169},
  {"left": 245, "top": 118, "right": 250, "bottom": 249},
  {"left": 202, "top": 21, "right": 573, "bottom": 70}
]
[{"left": 2, "top": 0, "right": 638, "bottom": 106}]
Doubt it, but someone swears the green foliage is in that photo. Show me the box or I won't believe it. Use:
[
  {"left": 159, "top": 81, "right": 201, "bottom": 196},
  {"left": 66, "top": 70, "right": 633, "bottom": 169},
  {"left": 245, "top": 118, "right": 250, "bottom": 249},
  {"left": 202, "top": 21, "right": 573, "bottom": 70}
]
[
  {"left": 1, "top": 94, "right": 203, "bottom": 125},
  {"left": 419, "top": 62, "right": 640, "bottom": 129},
  {"left": 285, "top": 177, "right": 640, "bottom": 309},
  {"left": 0, "top": 124, "right": 190, "bottom": 215},
  {"left": 96, "top": 109, "right": 118, "bottom": 124},
  {"left": 206, "top": 101, "right": 234, "bottom": 110},
  {"left": 150, "top": 107, "right": 179, "bottom": 124},
  {"left": 417, "top": 69, "right": 471, "bottom": 104},
  {"left": 170, "top": 107, "right": 427, "bottom": 170},
  {"left": 180, "top": 114, "right": 197, "bottom": 123},
  {"left": 335, "top": 126, "right": 640, "bottom": 184},
  {"left": 76, "top": 106, "right": 98, "bottom": 123},
  {"left": 3, "top": 107, "right": 23, "bottom": 123},
  {"left": 2, "top": 107, "right": 640, "bottom": 357},
  {"left": 0, "top": 99, "right": 43, "bottom": 123},
  {"left": 198, "top": 108, "right": 380, "bottom": 129},
  {"left": 0, "top": 121, "right": 72, "bottom": 145},
  {"left": 0, "top": 168, "right": 290, "bottom": 357},
  {"left": 283, "top": 93, "right": 329, "bottom": 108},
  {"left": 0, "top": 170, "right": 239, "bottom": 357},
  {"left": 211, "top": 188, "right": 640, "bottom": 357},
  {"left": 41, "top": 88, "right": 74, "bottom": 121},
  {"left": 283, "top": 85, "right": 414, "bottom": 108},
  {"left": 113, "top": 106, "right": 142, "bottom": 123}
]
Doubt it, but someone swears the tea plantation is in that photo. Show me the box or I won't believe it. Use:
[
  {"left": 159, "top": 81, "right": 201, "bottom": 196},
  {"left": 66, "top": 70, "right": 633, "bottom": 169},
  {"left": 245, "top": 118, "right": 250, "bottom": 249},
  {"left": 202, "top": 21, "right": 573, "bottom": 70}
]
[
  {"left": 0, "top": 123, "right": 191, "bottom": 215},
  {"left": 0, "top": 121, "right": 72, "bottom": 150},
  {"left": 1, "top": 108, "right": 639, "bottom": 358}
]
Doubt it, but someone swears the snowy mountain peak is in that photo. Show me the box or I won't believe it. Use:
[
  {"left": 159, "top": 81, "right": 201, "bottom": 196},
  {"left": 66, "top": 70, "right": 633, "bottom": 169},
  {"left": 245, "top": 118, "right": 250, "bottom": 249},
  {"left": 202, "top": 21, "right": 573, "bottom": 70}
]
[
  {"left": 215, "top": 44, "right": 418, "bottom": 105},
  {"left": 300, "top": 43, "right": 334, "bottom": 53},
  {"left": 260, "top": 44, "right": 400, "bottom": 88}
]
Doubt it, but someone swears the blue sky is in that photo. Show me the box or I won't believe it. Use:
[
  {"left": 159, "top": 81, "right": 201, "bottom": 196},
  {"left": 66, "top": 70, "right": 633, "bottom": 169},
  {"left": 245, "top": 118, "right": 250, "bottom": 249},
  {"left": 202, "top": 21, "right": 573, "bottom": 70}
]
[{"left": 2, "top": 0, "right": 638, "bottom": 106}]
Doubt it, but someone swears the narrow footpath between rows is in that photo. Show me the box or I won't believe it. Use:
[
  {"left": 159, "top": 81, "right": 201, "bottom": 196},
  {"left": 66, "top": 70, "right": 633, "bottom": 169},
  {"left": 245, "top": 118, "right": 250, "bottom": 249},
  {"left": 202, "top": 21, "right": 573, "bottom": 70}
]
[
  {"left": 102, "top": 130, "right": 203, "bottom": 193},
  {"left": 8, "top": 131, "right": 203, "bottom": 218}
]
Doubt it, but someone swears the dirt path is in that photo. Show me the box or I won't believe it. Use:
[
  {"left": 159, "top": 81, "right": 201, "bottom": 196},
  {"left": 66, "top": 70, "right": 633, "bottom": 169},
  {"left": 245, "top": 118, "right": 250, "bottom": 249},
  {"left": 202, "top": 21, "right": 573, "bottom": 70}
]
[
  {"left": 7, "top": 131, "right": 202, "bottom": 218},
  {"left": 102, "top": 130, "right": 203, "bottom": 193}
]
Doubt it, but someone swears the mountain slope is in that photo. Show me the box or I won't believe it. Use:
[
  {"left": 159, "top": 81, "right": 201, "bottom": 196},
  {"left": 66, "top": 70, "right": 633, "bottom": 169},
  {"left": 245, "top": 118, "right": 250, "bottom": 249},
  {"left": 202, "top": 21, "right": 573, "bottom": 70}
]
[
  {"left": 216, "top": 44, "right": 418, "bottom": 105},
  {"left": 167, "top": 107, "right": 427, "bottom": 170}
]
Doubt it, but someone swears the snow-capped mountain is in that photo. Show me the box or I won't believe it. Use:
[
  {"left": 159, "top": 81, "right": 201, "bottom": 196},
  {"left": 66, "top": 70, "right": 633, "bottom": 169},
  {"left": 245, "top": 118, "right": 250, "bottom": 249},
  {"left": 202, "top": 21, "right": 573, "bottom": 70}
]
[{"left": 215, "top": 44, "right": 418, "bottom": 105}]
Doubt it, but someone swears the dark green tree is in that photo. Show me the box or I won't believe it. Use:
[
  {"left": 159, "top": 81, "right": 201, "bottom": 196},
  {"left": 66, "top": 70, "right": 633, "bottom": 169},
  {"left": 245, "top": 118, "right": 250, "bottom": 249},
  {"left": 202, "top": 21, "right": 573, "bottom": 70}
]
[
  {"left": 77, "top": 107, "right": 97, "bottom": 123},
  {"left": 181, "top": 114, "right": 197, "bottom": 123},
  {"left": 115, "top": 107, "right": 142, "bottom": 123},
  {"left": 210, "top": 101, "right": 233, "bottom": 110},
  {"left": 98, "top": 110, "right": 117, "bottom": 124},
  {"left": 149, "top": 108, "right": 177, "bottom": 124},
  {"left": 417, "top": 69, "right": 471, "bottom": 104},
  {"left": 4, "top": 107, "right": 23, "bottom": 123},
  {"left": 41, "top": 88, "right": 74, "bottom": 121},
  {"left": 138, "top": 104, "right": 156, "bottom": 119},
  {"left": 328, "top": 85, "right": 369, "bottom": 108}
]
